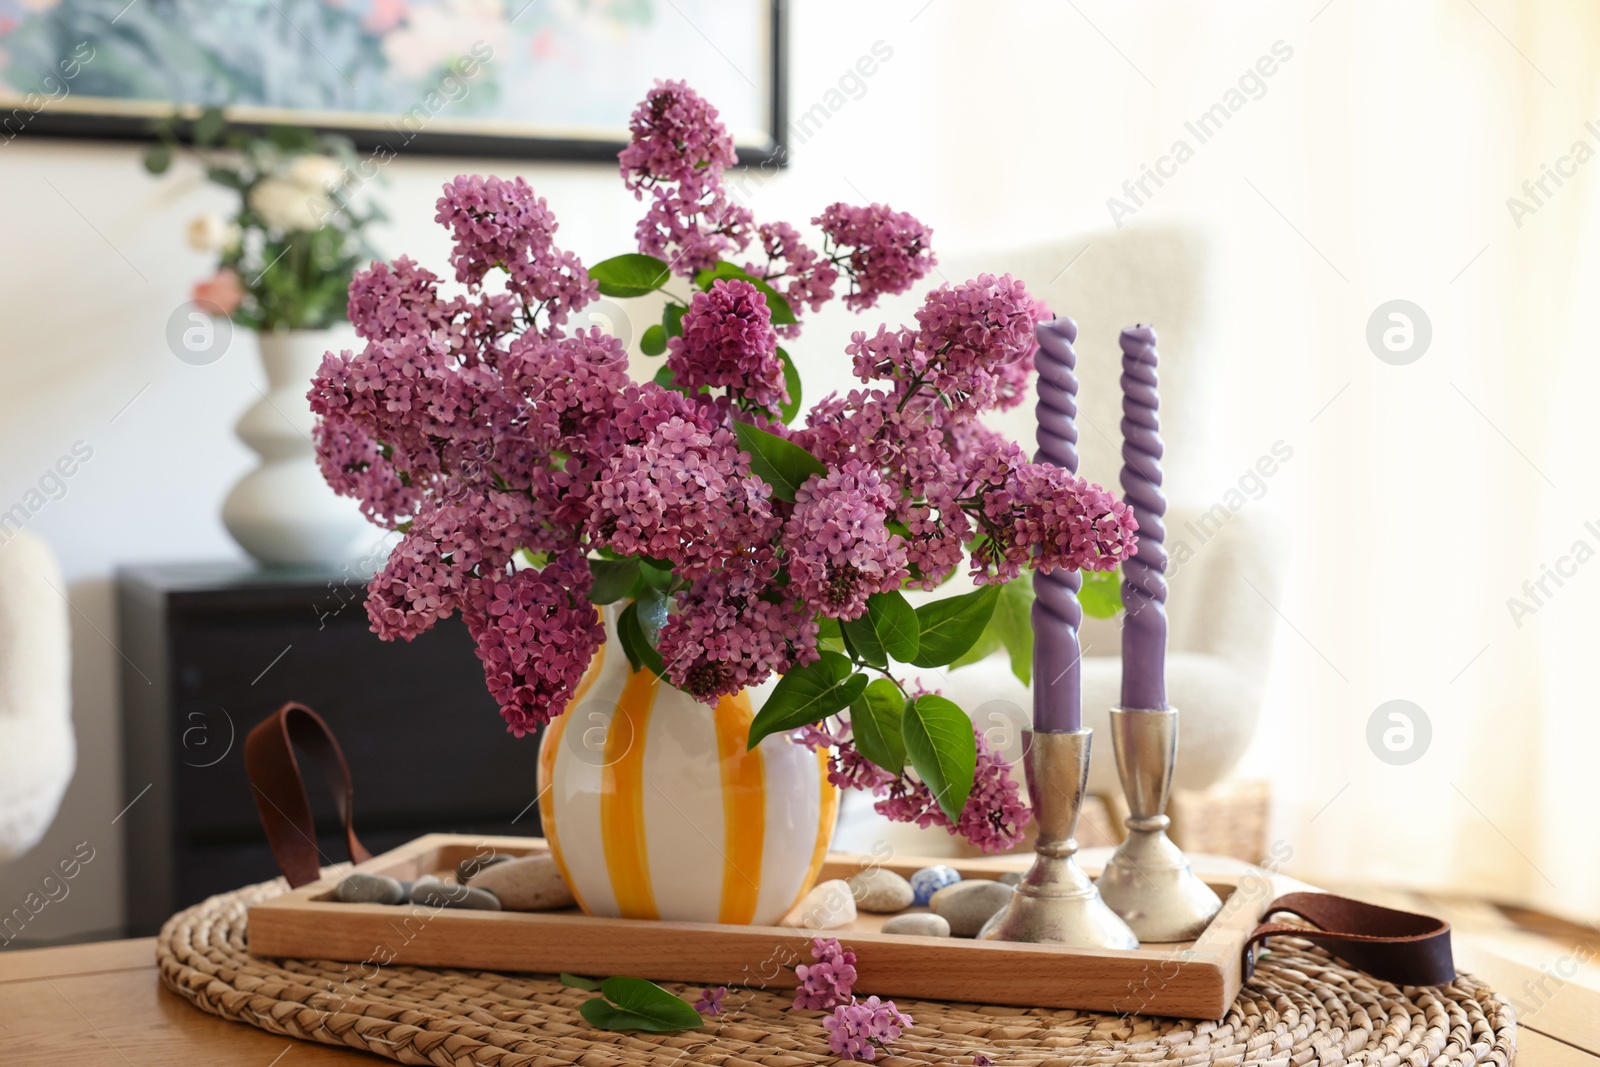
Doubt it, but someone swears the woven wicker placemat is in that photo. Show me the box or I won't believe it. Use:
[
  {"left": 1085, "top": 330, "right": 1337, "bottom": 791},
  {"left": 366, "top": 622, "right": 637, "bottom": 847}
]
[{"left": 158, "top": 873, "right": 1517, "bottom": 1066}]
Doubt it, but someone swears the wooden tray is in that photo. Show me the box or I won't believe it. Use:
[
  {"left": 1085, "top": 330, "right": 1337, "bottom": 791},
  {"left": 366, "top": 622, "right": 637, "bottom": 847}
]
[{"left": 247, "top": 833, "right": 1268, "bottom": 1019}]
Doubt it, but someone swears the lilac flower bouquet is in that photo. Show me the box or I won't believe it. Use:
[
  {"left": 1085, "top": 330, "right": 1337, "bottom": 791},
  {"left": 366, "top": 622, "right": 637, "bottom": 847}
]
[{"left": 309, "top": 81, "right": 1138, "bottom": 853}]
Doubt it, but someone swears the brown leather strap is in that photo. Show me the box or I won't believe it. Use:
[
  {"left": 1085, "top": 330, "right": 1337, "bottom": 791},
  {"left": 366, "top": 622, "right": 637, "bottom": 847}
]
[
  {"left": 244, "top": 702, "right": 371, "bottom": 888},
  {"left": 1246, "top": 891, "right": 1455, "bottom": 986}
]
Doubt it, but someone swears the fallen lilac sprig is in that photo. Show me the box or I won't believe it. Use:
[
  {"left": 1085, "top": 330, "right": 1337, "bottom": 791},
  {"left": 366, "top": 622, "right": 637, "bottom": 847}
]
[
  {"left": 824, "top": 995, "right": 914, "bottom": 1061},
  {"left": 793, "top": 936, "right": 857, "bottom": 1011}
]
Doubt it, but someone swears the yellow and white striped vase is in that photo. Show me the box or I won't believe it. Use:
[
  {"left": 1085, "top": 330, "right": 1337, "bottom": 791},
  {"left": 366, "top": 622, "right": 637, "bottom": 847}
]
[{"left": 537, "top": 605, "right": 839, "bottom": 925}]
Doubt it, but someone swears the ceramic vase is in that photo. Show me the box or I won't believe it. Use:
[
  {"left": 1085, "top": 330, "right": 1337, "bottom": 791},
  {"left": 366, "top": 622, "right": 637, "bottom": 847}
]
[
  {"left": 537, "top": 606, "right": 839, "bottom": 925},
  {"left": 222, "top": 326, "right": 370, "bottom": 567}
]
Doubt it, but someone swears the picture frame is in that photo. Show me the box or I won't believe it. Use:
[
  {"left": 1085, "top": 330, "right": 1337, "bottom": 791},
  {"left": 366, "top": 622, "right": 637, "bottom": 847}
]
[{"left": 0, "top": 0, "right": 788, "bottom": 164}]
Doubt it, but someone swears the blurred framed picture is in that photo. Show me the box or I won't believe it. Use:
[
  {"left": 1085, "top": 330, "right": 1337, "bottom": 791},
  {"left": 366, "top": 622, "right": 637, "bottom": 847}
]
[{"left": 0, "top": 0, "right": 787, "bottom": 162}]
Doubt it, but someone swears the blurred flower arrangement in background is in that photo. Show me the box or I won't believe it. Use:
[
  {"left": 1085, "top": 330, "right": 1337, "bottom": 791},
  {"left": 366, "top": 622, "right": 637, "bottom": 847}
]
[
  {"left": 308, "top": 81, "right": 1140, "bottom": 852},
  {"left": 143, "top": 107, "right": 383, "bottom": 332}
]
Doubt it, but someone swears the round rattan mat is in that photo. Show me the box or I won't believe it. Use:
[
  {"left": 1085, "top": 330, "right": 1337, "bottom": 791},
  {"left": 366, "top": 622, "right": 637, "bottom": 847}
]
[{"left": 158, "top": 874, "right": 1516, "bottom": 1066}]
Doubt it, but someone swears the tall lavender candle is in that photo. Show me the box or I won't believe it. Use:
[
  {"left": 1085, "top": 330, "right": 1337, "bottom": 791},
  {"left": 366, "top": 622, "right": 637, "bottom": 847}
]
[
  {"left": 1032, "top": 316, "right": 1084, "bottom": 733},
  {"left": 1119, "top": 325, "right": 1168, "bottom": 711}
]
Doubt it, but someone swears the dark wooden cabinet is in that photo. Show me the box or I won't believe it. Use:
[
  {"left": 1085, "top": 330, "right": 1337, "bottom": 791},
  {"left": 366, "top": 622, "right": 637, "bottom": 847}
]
[{"left": 116, "top": 563, "right": 544, "bottom": 935}]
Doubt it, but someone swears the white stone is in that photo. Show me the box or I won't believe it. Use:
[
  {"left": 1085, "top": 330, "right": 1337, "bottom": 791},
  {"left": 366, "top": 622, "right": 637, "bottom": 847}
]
[{"left": 782, "top": 879, "right": 857, "bottom": 930}]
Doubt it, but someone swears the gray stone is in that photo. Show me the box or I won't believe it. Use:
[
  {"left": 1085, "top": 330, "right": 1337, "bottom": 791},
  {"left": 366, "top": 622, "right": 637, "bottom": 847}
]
[
  {"left": 335, "top": 872, "right": 404, "bottom": 905},
  {"left": 998, "top": 871, "right": 1023, "bottom": 887},
  {"left": 398, "top": 874, "right": 441, "bottom": 896},
  {"left": 846, "top": 867, "right": 914, "bottom": 913},
  {"left": 930, "top": 879, "right": 1014, "bottom": 937},
  {"left": 410, "top": 880, "right": 502, "bottom": 911},
  {"left": 781, "top": 879, "right": 856, "bottom": 930},
  {"left": 468, "top": 854, "right": 575, "bottom": 911},
  {"left": 456, "top": 853, "right": 513, "bottom": 883},
  {"left": 880, "top": 913, "right": 951, "bottom": 937}
]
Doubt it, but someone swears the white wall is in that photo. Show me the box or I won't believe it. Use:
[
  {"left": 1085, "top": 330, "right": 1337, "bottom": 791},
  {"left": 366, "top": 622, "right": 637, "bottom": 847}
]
[{"left": 6, "top": 0, "right": 1593, "bottom": 939}]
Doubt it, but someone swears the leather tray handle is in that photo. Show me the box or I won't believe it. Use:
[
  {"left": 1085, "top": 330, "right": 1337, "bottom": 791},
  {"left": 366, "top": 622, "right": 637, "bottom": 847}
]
[
  {"left": 244, "top": 702, "right": 372, "bottom": 888},
  {"left": 1246, "top": 891, "right": 1456, "bottom": 986}
]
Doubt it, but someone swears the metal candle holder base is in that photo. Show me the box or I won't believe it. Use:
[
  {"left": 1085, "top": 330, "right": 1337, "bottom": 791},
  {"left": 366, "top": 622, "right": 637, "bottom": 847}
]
[
  {"left": 1095, "top": 707, "right": 1222, "bottom": 942},
  {"left": 978, "top": 729, "right": 1139, "bottom": 948}
]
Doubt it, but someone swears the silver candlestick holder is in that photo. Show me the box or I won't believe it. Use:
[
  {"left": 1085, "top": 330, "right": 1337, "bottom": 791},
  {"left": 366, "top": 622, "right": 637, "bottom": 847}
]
[
  {"left": 1094, "top": 706, "right": 1222, "bottom": 942},
  {"left": 979, "top": 729, "right": 1139, "bottom": 948}
]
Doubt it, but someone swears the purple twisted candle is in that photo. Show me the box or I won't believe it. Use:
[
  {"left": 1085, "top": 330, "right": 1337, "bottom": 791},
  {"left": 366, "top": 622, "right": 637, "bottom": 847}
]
[
  {"left": 1119, "top": 324, "right": 1168, "bottom": 711},
  {"left": 1032, "top": 316, "right": 1083, "bottom": 733}
]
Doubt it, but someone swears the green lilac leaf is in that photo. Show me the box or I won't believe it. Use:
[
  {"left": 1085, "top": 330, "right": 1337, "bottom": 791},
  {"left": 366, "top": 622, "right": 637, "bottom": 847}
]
[
  {"left": 909, "top": 584, "right": 1002, "bottom": 667},
  {"left": 732, "top": 421, "right": 826, "bottom": 502},
  {"left": 616, "top": 601, "right": 645, "bottom": 672},
  {"left": 816, "top": 617, "right": 846, "bottom": 654},
  {"left": 990, "top": 579, "right": 1035, "bottom": 685},
  {"left": 593, "top": 976, "right": 704, "bottom": 1031},
  {"left": 1080, "top": 567, "right": 1124, "bottom": 619},
  {"left": 949, "top": 628, "right": 1003, "bottom": 670},
  {"left": 589, "top": 253, "right": 672, "bottom": 298},
  {"left": 663, "top": 303, "right": 686, "bottom": 337},
  {"left": 840, "top": 613, "right": 887, "bottom": 668},
  {"left": 560, "top": 972, "right": 603, "bottom": 991},
  {"left": 617, "top": 600, "right": 664, "bottom": 678},
  {"left": 587, "top": 557, "right": 641, "bottom": 604},
  {"left": 746, "top": 652, "right": 867, "bottom": 750},
  {"left": 866, "top": 591, "right": 919, "bottom": 661},
  {"left": 850, "top": 678, "right": 907, "bottom": 773},
  {"left": 776, "top": 347, "right": 802, "bottom": 424},
  {"left": 640, "top": 325, "right": 667, "bottom": 356},
  {"left": 903, "top": 694, "right": 978, "bottom": 822}
]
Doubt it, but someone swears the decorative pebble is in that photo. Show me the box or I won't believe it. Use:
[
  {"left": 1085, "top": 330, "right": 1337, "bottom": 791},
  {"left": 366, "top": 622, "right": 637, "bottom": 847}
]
[
  {"left": 881, "top": 913, "right": 952, "bottom": 938},
  {"left": 456, "top": 853, "right": 513, "bottom": 883},
  {"left": 397, "top": 874, "right": 441, "bottom": 897},
  {"left": 909, "top": 865, "right": 961, "bottom": 906},
  {"left": 468, "top": 854, "right": 575, "bottom": 911},
  {"left": 998, "top": 871, "right": 1023, "bottom": 887},
  {"left": 931, "top": 880, "right": 1014, "bottom": 937},
  {"left": 846, "top": 867, "right": 914, "bottom": 913},
  {"left": 410, "top": 881, "right": 502, "bottom": 911},
  {"left": 334, "top": 873, "right": 405, "bottom": 905},
  {"left": 782, "top": 879, "right": 856, "bottom": 930}
]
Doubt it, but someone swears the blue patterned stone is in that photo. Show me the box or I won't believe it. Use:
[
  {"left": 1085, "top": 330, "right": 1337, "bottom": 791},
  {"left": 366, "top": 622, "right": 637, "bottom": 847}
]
[{"left": 909, "top": 864, "right": 961, "bottom": 906}]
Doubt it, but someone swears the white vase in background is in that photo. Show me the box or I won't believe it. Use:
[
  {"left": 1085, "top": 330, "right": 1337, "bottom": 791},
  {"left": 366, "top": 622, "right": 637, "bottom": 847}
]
[{"left": 222, "top": 326, "right": 370, "bottom": 567}]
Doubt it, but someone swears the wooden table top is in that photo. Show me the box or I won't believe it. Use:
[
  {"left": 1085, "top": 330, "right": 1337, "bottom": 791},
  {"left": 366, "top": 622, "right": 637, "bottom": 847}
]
[{"left": 0, "top": 933, "right": 1592, "bottom": 1064}]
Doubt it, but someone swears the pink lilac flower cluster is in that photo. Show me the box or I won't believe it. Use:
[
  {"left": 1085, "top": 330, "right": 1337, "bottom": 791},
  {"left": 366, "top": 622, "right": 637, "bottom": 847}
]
[
  {"left": 463, "top": 552, "right": 607, "bottom": 738},
  {"left": 793, "top": 937, "right": 857, "bottom": 1011},
  {"left": 875, "top": 703, "right": 1032, "bottom": 854},
  {"left": 309, "top": 80, "right": 1136, "bottom": 833},
  {"left": 434, "top": 176, "right": 595, "bottom": 329},
  {"left": 655, "top": 573, "right": 818, "bottom": 700},
  {"left": 824, "top": 996, "right": 914, "bottom": 1061},
  {"left": 791, "top": 715, "right": 1027, "bottom": 853},
  {"left": 592, "top": 417, "right": 777, "bottom": 577},
  {"left": 667, "top": 278, "right": 788, "bottom": 417},
  {"left": 960, "top": 435, "right": 1140, "bottom": 586},
  {"left": 622, "top": 79, "right": 753, "bottom": 275},
  {"left": 784, "top": 461, "right": 909, "bottom": 619},
  {"left": 815, "top": 202, "right": 936, "bottom": 311},
  {"left": 847, "top": 273, "right": 1045, "bottom": 413}
]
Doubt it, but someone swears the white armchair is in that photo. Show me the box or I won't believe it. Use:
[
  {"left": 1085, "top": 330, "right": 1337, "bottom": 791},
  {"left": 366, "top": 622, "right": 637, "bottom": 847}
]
[
  {"left": 831, "top": 224, "right": 1287, "bottom": 855},
  {"left": 0, "top": 530, "right": 74, "bottom": 860}
]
